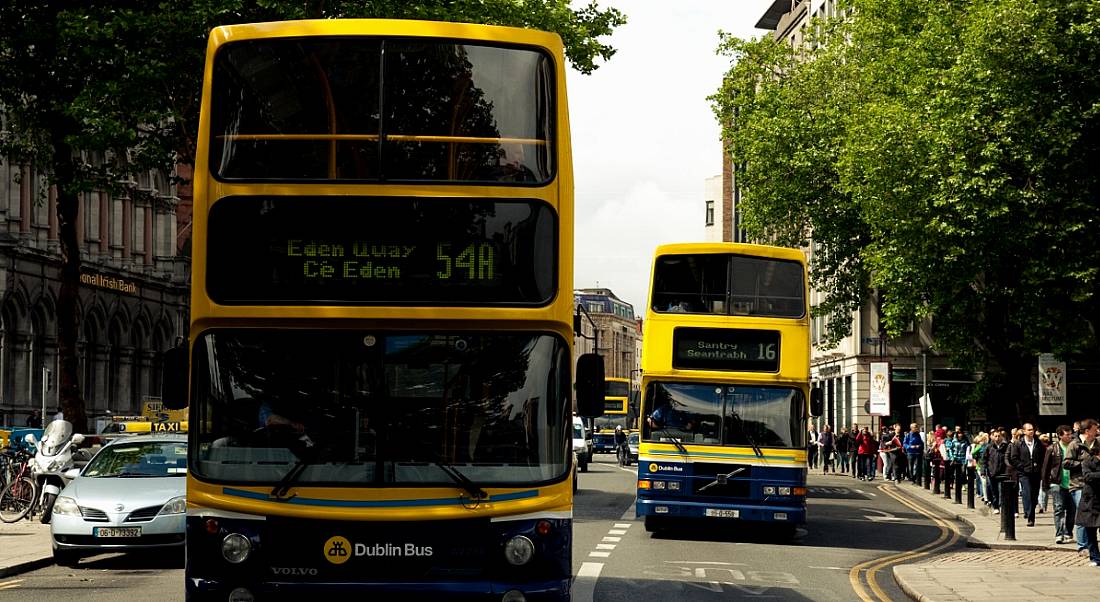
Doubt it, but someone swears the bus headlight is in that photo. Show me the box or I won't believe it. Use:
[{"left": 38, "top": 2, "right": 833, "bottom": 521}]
[
  {"left": 763, "top": 486, "right": 776, "bottom": 495},
  {"left": 503, "top": 535, "right": 535, "bottom": 566},
  {"left": 52, "top": 496, "right": 80, "bottom": 516},
  {"left": 778, "top": 487, "right": 792, "bottom": 496},
  {"left": 222, "top": 533, "right": 252, "bottom": 564}
]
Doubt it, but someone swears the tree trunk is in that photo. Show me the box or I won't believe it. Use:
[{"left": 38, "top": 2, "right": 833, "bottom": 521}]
[{"left": 51, "top": 124, "right": 88, "bottom": 433}]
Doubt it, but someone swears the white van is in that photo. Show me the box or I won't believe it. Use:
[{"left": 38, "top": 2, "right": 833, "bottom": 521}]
[{"left": 572, "top": 416, "right": 592, "bottom": 472}]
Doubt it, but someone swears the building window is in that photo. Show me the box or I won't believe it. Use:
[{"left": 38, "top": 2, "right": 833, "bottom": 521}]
[{"left": 705, "top": 200, "right": 714, "bottom": 226}]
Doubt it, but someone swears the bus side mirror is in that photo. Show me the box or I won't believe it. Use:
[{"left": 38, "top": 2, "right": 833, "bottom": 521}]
[
  {"left": 809, "top": 388, "right": 823, "bottom": 418},
  {"left": 575, "top": 353, "right": 605, "bottom": 418},
  {"left": 162, "top": 343, "right": 189, "bottom": 410}
]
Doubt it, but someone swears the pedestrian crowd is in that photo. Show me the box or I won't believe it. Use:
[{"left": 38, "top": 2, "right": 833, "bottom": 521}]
[{"left": 807, "top": 417, "right": 1100, "bottom": 566}]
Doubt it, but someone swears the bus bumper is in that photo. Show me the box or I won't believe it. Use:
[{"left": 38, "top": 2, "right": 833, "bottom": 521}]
[
  {"left": 636, "top": 497, "right": 805, "bottom": 525},
  {"left": 186, "top": 577, "right": 571, "bottom": 601}
]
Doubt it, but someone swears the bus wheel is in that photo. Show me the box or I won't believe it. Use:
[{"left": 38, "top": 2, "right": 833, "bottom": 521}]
[{"left": 644, "top": 515, "right": 663, "bottom": 533}]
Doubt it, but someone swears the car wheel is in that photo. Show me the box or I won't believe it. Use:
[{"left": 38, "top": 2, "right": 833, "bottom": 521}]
[{"left": 53, "top": 547, "right": 81, "bottom": 568}]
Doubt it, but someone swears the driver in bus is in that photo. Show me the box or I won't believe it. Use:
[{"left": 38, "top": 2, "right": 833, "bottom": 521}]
[{"left": 647, "top": 402, "right": 694, "bottom": 432}]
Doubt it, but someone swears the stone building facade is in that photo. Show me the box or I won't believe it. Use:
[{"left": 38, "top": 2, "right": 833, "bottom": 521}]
[{"left": 0, "top": 156, "right": 189, "bottom": 427}]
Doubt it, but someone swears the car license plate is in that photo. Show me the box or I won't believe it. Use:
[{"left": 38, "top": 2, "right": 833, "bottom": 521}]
[
  {"left": 705, "top": 509, "right": 739, "bottom": 518},
  {"left": 94, "top": 527, "right": 141, "bottom": 538}
]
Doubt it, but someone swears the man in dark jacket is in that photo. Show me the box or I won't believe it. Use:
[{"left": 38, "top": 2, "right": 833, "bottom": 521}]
[
  {"left": 1064, "top": 418, "right": 1100, "bottom": 553},
  {"left": 986, "top": 430, "right": 1013, "bottom": 514},
  {"left": 903, "top": 423, "right": 924, "bottom": 484},
  {"left": 1008, "top": 423, "right": 1046, "bottom": 527},
  {"left": 836, "top": 427, "right": 852, "bottom": 475},
  {"left": 1041, "top": 425, "right": 1075, "bottom": 544},
  {"left": 1076, "top": 453, "right": 1100, "bottom": 565}
]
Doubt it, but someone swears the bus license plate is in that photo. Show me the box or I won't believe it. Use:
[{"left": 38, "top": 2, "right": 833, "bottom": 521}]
[
  {"left": 705, "top": 509, "right": 739, "bottom": 518},
  {"left": 94, "top": 527, "right": 141, "bottom": 538}
]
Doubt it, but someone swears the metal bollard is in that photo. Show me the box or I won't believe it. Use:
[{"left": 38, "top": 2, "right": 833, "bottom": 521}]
[
  {"left": 954, "top": 464, "right": 963, "bottom": 504},
  {"left": 924, "top": 456, "right": 932, "bottom": 489},
  {"left": 933, "top": 459, "right": 941, "bottom": 494},
  {"left": 966, "top": 467, "right": 975, "bottom": 509},
  {"left": 1000, "top": 479, "right": 1017, "bottom": 540}
]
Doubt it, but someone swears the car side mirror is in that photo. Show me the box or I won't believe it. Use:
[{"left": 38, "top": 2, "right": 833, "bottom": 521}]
[
  {"left": 24, "top": 433, "right": 37, "bottom": 445},
  {"left": 809, "top": 388, "right": 823, "bottom": 418},
  {"left": 64, "top": 468, "right": 81, "bottom": 480},
  {"left": 71, "top": 433, "right": 85, "bottom": 445},
  {"left": 162, "top": 343, "right": 189, "bottom": 410},
  {"left": 575, "top": 353, "right": 605, "bottom": 418}
]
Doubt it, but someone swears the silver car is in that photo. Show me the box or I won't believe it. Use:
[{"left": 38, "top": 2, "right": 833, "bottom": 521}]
[{"left": 49, "top": 433, "right": 187, "bottom": 566}]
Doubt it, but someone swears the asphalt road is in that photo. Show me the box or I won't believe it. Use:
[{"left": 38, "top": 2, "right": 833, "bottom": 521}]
[{"left": 2, "top": 458, "right": 965, "bottom": 601}]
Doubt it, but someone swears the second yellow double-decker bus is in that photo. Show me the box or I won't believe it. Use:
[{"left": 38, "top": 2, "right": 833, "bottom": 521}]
[
  {"left": 636, "top": 243, "right": 821, "bottom": 535},
  {"left": 590, "top": 377, "right": 635, "bottom": 455},
  {"left": 163, "top": 19, "right": 604, "bottom": 601}
]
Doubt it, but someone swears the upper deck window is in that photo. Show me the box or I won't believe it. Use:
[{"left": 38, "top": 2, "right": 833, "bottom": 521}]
[
  {"left": 651, "top": 254, "right": 805, "bottom": 318},
  {"left": 210, "top": 38, "right": 554, "bottom": 183}
]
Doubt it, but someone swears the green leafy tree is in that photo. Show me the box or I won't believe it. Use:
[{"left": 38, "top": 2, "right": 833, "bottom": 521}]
[
  {"left": 0, "top": 1, "right": 624, "bottom": 431},
  {"left": 713, "top": 0, "right": 1100, "bottom": 422}
]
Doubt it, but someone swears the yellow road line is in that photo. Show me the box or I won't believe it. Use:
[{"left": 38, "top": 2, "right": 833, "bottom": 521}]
[
  {"left": 848, "top": 484, "right": 962, "bottom": 601},
  {"left": 0, "top": 579, "right": 24, "bottom": 590}
]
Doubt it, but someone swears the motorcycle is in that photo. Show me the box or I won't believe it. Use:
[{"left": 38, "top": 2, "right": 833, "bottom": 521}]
[{"left": 24, "top": 420, "right": 84, "bottom": 524}]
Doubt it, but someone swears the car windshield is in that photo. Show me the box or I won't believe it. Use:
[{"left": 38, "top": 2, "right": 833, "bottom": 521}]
[
  {"left": 191, "top": 329, "right": 571, "bottom": 487},
  {"left": 642, "top": 382, "right": 805, "bottom": 448},
  {"left": 84, "top": 441, "right": 188, "bottom": 477}
]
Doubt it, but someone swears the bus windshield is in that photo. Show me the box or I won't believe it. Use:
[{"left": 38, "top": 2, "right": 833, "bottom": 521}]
[
  {"left": 211, "top": 38, "right": 553, "bottom": 182},
  {"left": 641, "top": 382, "right": 804, "bottom": 448},
  {"left": 191, "top": 330, "right": 569, "bottom": 486}
]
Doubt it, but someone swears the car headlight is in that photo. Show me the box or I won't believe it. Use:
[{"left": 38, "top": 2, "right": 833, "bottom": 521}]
[
  {"left": 159, "top": 496, "right": 187, "bottom": 515},
  {"left": 52, "top": 496, "right": 80, "bottom": 516}
]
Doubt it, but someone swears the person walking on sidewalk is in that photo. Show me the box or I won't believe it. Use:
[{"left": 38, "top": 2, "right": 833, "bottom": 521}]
[
  {"left": 857, "top": 426, "right": 878, "bottom": 481},
  {"left": 807, "top": 424, "right": 819, "bottom": 471},
  {"left": 986, "top": 429, "right": 1012, "bottom": 514},
  {"left": 836, "top": 427, "right": 852, "bottom": 475},
  {"left": 1074, "top": 453, "right": 1100, "bottom": 566},
  {"left": 904, "top": 423, "right": 924, "bottom": 484},
  {"left": 818, "top": 425, "right": 836, "bottom": 474},
  {"left": 946, "top": 430, "right": 970, "bottom": 498},
  {"left": 880, "top": 425, "right": 900, "bottom": 482},
  {"left": 1008, "top": 423, "right": 1046, "bottom": 527},
  {"left": 1042, "top": 425, "right": 1075, "bottom": 544},
  {"left": 1065, "top": 418, "right": 1100, "bottom": 555}
]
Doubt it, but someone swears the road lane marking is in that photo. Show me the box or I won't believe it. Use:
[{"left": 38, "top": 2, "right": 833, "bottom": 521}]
[
  {"left": 608, "top": 529, "right": 627, "bottom": 535},
  {"left": 596, "top": 543, "right": 616, "bottom": 550},
  {"left": 602, "top": 536, "right": 622, "bottom": 542},
  {"left": 613, "top": 523, "right": 632, "bottom": 528},
  {"left": 588, "top": 551, "right": 611, "bottom": 557},
  {"left": 0, "top": 579, "right": 23, "bottom": 590},
  {"left": 573, "top": 562, "right": 603, "bottom": 602},
  {"left": 847, "top": 484, "right": 961, "bottom": 602}
]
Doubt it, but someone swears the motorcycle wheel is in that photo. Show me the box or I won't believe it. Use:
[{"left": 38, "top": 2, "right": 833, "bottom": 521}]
[{"left": 40, "top": 492, "right": 57, "bottom": 524}]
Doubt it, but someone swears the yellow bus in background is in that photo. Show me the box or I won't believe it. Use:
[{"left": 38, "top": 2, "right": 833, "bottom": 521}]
[
  {"left": 591, "top": 377, "right": 636, "bottom": 454},
  {"left": 163, "top": 19, "right": 604, "bottom": 601},
  {"left": 636, "top": 243, "right": 821, "bottom": 536}
]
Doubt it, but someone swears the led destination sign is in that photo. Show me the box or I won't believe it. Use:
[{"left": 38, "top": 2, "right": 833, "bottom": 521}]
[
  {"left": 206, "top": 197, "right": 555, "bottom": 305},
  {"left": 673, "top": 327, "right": 781, "bottom": 372}
]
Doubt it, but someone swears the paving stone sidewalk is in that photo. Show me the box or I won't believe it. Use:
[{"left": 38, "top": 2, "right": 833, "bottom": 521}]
[
  {"left": 0, "top": 518, "right": 52, "bottom": 579},
  {"left": 889, "top": 480, "right": 1100, "bottom": 601}
]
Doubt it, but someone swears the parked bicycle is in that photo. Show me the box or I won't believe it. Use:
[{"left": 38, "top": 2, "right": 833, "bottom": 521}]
[{"left": 0, "top": 447, "right": 37, "bottom": 522}]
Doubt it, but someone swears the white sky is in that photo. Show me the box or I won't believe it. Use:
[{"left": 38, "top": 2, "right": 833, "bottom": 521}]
[{"left": 568, "top": 0, "right": 775, "bottom": 314}]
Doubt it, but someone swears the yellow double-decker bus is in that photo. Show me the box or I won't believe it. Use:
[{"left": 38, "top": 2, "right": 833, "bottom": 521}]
[
  {"left": 163, "top": 19, "right": 604, "bottom": 601},
  {"left": 591, "top": 377, "right": 635, "bottom": 454},
  {"left": 636, "top": 243, "right": 821, "bottom": 535}
]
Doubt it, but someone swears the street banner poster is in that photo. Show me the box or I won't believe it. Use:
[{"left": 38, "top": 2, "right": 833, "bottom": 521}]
[
  {"left": 1038, "top": 353, "right": 1066, "bottom": 416},
  {"left": 869, "top": 362, "right": 891, "bottom": 416}
]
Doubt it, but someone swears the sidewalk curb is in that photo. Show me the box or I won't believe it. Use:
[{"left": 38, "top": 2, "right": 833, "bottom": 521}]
[
  {"left": 892, "top": 567, "right": 940, "bottom": 602},
  {"left": 0, "top": 556, "right": 53, "bottom": 579}
]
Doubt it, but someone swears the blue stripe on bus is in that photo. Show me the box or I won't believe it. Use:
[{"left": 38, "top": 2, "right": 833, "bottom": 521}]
[{"left": 221, "top": 487, "right": 540, "bottom": 507}]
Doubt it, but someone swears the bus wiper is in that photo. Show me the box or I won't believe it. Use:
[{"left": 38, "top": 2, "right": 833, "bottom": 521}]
[
  {"left": 658, "top": 429, "right": 689, "bottom": 455},
  {"left": 271, "top": 458, "right": 315, "bottom": 499},
  {"left": 730, "top": 410, "right": 764, "bottom": 457},
  {"left": 433, "top": 460, "right": 487, "bottom": 501}
]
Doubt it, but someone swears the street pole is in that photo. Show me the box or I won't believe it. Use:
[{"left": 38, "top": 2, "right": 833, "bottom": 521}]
[{"left": 41, "top": 366, "right": 49, "bottom": 426}]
